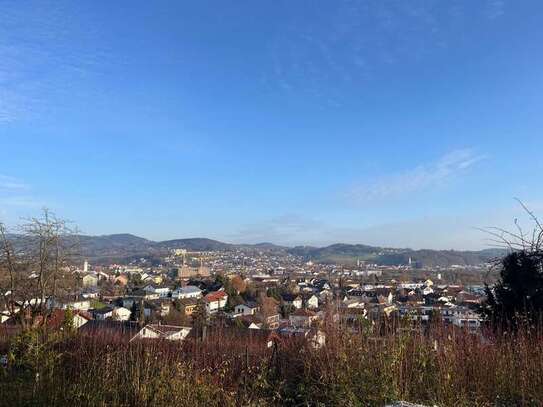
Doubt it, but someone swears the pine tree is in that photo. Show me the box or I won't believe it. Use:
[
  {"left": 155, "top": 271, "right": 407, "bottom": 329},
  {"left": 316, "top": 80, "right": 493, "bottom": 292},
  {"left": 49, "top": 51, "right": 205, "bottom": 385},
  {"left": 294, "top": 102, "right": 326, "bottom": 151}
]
[{"left": 482, "top": 250, "right": 543, "bottom": 328}]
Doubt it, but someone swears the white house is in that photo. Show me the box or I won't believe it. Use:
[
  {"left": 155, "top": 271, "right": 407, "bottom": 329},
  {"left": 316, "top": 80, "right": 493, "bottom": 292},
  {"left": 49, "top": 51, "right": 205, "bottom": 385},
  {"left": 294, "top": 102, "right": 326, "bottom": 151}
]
[
  {"left": 398, "top": 282, "right": 424, "bottom": 290},
  {"left": 204, "top": 291, "right": 228, "bottom": 314},
  {"left": 94, "top": 306, "right": 114, "bottom": 320},
  {"left": 171, "top": 285, "right": 202, "bottom": 300},
  {"left": 235, "top": 302, "right": 259, "bottom": 316},
  {"left": 278, "top": 327, "right": 326, "bottom": 349},
  {"left": 342, "top": 298, "right": 364, "bottom": 309},
  {"left": 143, "top": 285, "right": 171, "bottom": 298},
  {"left": 240, "top": 319, "right": 261, "bottom": 329},
  {"left": 282, "top": 294, "right": 303, "bottom": 309},
  {"left": 54, "top": 299, "right": 91, "bottom": 311},
  {"left": 305, "top": 295, "right": 319, "bottom": 309},
  {"left": 97, "top": 271, "right": 110, "bottom": 281},
  {"left": 0, "top": 311, "right": 10, "bottom": 323},
  {"left": 81, "top": 288, "right": 100, "bottom": 299},
  {"left": 72, "top": 312, "right": 91, "bottom": 329},
  {"left": 112, "top": 307, "right": 131, "bottom": 321},
  {"left": 319, "top": 289, "right": 333, "bottom": 302},
  {"left": 452, "top": 307, "right": 481, "bottom": 331},
  {"left": 422, "top": 286, "right": 434, "bottom": 296},
  {"left": 132, "top": 324, "right": 192, "bottom": 341}
]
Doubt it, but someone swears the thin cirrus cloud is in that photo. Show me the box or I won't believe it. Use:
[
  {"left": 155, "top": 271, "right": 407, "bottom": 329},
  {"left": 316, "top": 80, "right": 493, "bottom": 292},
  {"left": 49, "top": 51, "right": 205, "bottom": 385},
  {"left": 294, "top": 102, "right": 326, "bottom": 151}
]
[
  {"left": 0, "top": 174, "right": 40, "bottom": 209},
  {"left": 0, "top": 3, "right": 111, "bottom": 123},
  {"left": 264, "top": 1, "right": 507, "bottom": 106},
  {"left": 347, "top": 149, "right": 487, "bottom": 204},
  {"left": 0, "top": 174, "right": 28, "bottom": 191}
]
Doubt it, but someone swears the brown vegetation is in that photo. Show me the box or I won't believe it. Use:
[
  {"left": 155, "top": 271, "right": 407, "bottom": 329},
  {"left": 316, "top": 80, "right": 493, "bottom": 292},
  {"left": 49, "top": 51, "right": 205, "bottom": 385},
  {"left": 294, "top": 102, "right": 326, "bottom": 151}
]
[{"left": 1, "top": 321, "right": 543, "bottom": 406}]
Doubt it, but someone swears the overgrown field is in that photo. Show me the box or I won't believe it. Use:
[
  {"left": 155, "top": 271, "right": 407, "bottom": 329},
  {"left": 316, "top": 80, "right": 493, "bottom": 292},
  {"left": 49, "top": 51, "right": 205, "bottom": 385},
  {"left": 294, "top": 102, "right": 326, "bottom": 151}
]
[{"left": 1, "top": 323, "right": 542, "bottom": 406}]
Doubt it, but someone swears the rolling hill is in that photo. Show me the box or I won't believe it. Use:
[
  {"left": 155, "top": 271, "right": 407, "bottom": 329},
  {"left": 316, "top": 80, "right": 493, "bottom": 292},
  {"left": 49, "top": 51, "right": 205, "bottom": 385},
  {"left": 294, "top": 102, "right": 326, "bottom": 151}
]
[
  {"left": 6, "top": 233, "right": 506, "bottom": 266},
  {"left": 289, "top": 244, "right": 506, "bottom": 267}
]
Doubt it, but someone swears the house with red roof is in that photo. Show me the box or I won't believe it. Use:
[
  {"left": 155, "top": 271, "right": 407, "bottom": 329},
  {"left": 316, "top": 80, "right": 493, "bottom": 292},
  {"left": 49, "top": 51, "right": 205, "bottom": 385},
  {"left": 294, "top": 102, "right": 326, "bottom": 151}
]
[
  {"left": 47, "top": 309, "right": 92, "bottom": 330},
  {"left": 204, "top": 290, "right": 228, "bottom": 313}
]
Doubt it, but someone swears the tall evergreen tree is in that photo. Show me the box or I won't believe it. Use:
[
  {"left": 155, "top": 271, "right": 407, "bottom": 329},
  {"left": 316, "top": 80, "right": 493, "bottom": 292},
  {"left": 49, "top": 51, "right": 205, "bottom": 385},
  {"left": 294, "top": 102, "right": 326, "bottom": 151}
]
[
  {"left": 480, "top": 202, "right": 543, "bottom": 328},
  {"left": 482, "top": 250, "right": 543, "bottom": 328}
]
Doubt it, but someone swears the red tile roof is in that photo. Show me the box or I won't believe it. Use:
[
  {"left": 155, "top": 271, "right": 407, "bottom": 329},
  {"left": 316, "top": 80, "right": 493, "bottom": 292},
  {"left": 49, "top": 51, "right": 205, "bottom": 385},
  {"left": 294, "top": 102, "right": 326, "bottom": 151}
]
[{"left": 204, "top": 291, "right": 228, "bottom": 302}]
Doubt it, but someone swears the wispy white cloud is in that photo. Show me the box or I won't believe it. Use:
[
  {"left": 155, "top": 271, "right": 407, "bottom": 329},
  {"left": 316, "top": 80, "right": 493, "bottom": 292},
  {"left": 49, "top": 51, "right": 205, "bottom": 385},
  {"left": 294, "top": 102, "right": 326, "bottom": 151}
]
[
  {"left": 264, "top": 1, "right": 507, "bottom": 105},
  {"left": 486, "top": 0, "right": 506, "bottom": 20},
  {"left": 0, "top": 174, "right": 28, "bottom": 191},
  {"left": 347, "top": 149, "right": 487, "bottom": 204},
  {"left": 0, "top": 196, "right": 41, "bottom": 208},
  {"left": 0, "top": 174, "right": 40, "bottom": 212},
  {"left": 0, "top": 3, "right": 111, "bottom": 123}
]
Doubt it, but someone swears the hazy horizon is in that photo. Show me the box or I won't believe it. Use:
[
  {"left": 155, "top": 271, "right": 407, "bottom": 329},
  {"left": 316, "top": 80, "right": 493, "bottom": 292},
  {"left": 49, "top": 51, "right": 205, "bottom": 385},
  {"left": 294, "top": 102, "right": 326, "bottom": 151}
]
[{"left": 1, "top": 1, "right": 542, "bottom": 250}]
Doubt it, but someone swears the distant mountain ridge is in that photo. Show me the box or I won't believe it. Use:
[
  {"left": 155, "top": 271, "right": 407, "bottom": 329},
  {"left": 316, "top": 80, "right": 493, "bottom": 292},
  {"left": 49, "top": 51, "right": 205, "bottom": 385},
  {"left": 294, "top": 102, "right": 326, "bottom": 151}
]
[
  {"left": 289, "top": 244, "right": 505, "bottom": 267},
  {"left": 78, "top": 234, "right": 507, "bottom": 266},
  {"left": 7, "top": 233, "right": 506, "bottom": 266}
]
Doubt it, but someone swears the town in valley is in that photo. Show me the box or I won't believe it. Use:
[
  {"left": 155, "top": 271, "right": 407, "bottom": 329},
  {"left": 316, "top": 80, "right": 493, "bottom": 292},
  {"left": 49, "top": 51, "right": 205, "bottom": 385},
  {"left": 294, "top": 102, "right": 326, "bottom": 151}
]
[{"left": 4, "top": 238, "right": 492, "bottom": 346}]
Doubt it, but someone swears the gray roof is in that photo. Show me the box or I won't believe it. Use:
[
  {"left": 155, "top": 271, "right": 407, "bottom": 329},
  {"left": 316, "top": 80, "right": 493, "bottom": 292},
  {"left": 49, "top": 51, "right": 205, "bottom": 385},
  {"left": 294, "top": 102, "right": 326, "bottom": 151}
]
[
  {"left": 176, "top": 285, "right": 201, "bottom": 294},
  {"left": 241, "top": 301, "right": 258, "bottom": 309}
]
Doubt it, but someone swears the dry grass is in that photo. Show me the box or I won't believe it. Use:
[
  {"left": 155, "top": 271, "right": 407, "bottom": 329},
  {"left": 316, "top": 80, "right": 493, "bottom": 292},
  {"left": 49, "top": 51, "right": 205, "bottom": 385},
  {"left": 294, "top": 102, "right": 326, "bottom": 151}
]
[{"left": 1, "top": 321, "right": 543, "bottom": 406}]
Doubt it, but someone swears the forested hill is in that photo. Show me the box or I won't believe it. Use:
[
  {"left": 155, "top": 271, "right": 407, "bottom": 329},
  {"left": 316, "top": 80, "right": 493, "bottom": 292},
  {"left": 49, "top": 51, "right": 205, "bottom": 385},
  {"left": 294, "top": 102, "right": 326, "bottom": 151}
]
[{"left": 7, "top": 233, "right": 505, "bottom": 266}]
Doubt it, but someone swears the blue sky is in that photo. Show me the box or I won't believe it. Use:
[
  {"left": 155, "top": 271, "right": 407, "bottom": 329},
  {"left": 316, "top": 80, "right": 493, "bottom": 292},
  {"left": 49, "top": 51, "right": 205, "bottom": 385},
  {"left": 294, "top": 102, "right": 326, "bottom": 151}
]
[{"left": 1, "top": 0, "right": 543, "bottom": 249}]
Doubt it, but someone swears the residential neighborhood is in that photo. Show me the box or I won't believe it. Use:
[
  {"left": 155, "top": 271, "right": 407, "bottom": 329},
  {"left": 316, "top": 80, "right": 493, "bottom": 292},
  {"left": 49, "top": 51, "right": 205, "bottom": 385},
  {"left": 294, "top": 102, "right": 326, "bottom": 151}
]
[{"left": 0, "top": 246, "right": 488, "bottom": 347}]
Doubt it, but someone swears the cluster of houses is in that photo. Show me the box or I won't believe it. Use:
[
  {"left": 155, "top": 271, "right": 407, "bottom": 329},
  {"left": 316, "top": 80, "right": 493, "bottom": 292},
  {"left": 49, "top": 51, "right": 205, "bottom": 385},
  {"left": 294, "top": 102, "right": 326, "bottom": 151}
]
[
  {"left": 340, "top": 279, "right": 483, "bottom": 331},
  {"left": 1, "top": 255, "right": 486, "bottom": 348}
]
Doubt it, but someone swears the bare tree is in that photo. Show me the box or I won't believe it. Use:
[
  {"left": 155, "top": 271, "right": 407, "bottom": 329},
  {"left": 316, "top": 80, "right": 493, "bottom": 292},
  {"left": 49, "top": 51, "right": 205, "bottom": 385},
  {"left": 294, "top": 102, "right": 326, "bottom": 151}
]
[
  {"left": 479, "top": 198, "right": 543, "bottom": 252},
  {"left": 0, "top": 209, "right": 79, "bottom": 331},
  {"left": 478, "top": 201, "right": 543, "bottom": 328}
]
